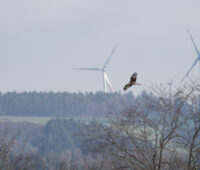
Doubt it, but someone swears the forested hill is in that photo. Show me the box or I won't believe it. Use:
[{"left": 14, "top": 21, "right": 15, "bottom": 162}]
[{"left": 0, "top": 91, "right": 139, "bottom": 117}]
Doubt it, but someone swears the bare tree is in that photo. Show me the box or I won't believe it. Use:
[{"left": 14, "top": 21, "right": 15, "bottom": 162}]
[
  {"left": 176, "top": 81, "right": 200, "bottom": 170},
  {"left": 0, "top": 128, "right": 35, "bottom": 170},
  {"left": 84, "top": 80, "right": 200, "bottom": 170}
]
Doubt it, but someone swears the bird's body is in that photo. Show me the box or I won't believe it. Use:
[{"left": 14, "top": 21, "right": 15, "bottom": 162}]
[{"left": 123, "top": 73, "right": 141, "bottom": 91}]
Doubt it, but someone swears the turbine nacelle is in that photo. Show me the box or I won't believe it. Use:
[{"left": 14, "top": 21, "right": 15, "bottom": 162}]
[{"left": 101, "top": 68, "right": 108, "bottom": 71}]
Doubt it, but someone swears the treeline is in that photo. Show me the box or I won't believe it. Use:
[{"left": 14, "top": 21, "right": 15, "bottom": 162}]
[
  {"left": 0, "top": 91, "right": 135, "bottom": 116},
  {"left": 0, "top": 118, "right": 89, "bottom": 155},
  {"left": 0, "top": 119, "right": 100, "bottom": 170}
]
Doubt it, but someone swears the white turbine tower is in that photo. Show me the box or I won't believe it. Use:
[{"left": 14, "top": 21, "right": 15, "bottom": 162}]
[
  {"left": 73, "top": 43, "right": 118, "bottom": 92},
  {"left": 182, "top": 29, "right": 200, "bottom": 81}
]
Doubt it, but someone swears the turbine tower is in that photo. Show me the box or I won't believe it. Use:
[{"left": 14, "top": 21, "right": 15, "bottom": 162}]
[
  {"left": 73, "top": 43, "right": 118, "bottom": 92},
  {"left": 182, "top": 29, "right": 200, "bottom": 81}
]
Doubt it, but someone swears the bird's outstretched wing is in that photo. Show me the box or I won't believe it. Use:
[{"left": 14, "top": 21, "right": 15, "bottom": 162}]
[{"left": 123, "top": 83, "right": 132, "bottom": 91}]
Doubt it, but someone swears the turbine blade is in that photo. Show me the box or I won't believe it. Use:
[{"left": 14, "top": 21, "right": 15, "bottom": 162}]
[
  {"left": 103, "top": 43, "right": 119, "bottom": 69},
  {"left": 104, "top": 72, "right": 113, "bottom": 92},
  {"left": 182, "top": 58, "right": 199, "bottom": 81},
  {"left": 73, "top": 68, "right": 100, "bottom": 71},
  {"left": 187, "top": 29, "right": 200, "bottom": 57}
]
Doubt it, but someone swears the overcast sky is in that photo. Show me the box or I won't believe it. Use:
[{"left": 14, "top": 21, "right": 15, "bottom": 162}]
[{"left": 0, "top": 0, "right": 200, "bottom": 94}]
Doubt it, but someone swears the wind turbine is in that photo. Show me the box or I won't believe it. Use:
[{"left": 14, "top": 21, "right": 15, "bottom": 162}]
[
  {"left": 73, "top": 43, "right": 118, "bottom": 92},
  {"left": 182, "top": 29, "right": 200, "bottom": 81}
]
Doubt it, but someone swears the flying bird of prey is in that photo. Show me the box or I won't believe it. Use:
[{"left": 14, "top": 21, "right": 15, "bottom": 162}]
[{"left": 123, "top": 72, "right": 141, "bottom": 91}]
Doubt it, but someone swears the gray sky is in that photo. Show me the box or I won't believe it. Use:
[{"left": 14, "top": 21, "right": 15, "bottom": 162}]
[{"left": 0, "top": 0, "right": 200, "bottom": 94}]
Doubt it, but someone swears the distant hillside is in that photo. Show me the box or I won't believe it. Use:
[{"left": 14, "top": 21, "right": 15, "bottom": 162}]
[{"left": 0, "top": 91, "right": 137, "bottom": 117}]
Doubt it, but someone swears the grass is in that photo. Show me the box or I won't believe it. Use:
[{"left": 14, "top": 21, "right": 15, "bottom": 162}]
[
  {"left": 0, "top": 116, "right": 56, "bottom": 125},
  {"left": 0, "top": 116, "right": 106, "bottom": 125}
]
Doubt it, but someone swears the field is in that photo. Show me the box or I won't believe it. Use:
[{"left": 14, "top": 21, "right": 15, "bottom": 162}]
[
  {"left": 0, "top": 116, "right": 104, "bottom": 125},
  {"left": 0, "top": 116, "right": 56, "bottom": 125}
]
